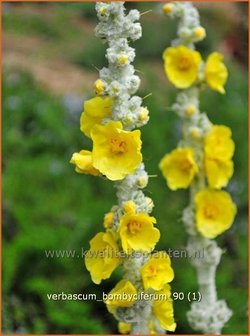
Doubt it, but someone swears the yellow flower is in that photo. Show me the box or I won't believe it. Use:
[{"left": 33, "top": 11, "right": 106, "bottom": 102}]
[
  {"left": 205, "top": 52, "right": 228, "bottom": 94},
  {"left": 94, "top": 79, "right": 105, "bottom": 95},
  {"left": 152, "top": 284, "right": 176, "bottom": 332},
  {"left": 118, "top": 322, "right": 131, "bottom": 334},
  {"left": 85, "top": 231, "right": 120, "bottom": 284},
  {"left": 119, "top": 212, "right": 160, "bottom": 254},
  {"left": 205, "top": 125, "right": 235, "bottom": 161},
  {"left": 91, "top": 121, "right": 142, "bottom": 181},
  {"left": 159, "top": 148, "right": 198, "bottom": 190},
  {"left": 103, "top": 212, "right": 114, "bottom": 229},
  {"left": 80, "top": 96, "right": 112, "bottom": 137},
  {"left": 140, "top": 251, "right": 174, "bottom": 290},
  {"left": 70, "top": 150, "right": 99, "bottom": 176},
  {"left": 105, "top": 279, "right": 137, "bottom": 314},
  {"left": 195, "top": 188, "right": 237, "bottom": 239},
  {"left": 163, "top": 45, "right": 202, "bottom": 89},
  {"left": 205, "top": 157, "right": 234, "bottom": 189}
]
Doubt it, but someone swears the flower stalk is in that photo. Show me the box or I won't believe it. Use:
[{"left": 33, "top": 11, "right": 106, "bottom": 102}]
[
  {"left": 71, "top": 2, "right": 175, "bottom": 334},
  {"left": 160, "top": 2, "right": 236, "bottom": 334}
]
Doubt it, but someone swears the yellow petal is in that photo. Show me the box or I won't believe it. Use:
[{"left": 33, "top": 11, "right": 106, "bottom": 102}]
[
  {"left": 70, "top": 150, "right": 100, "bottom": 176},
  {"left": 205, "top": 157, "right": 233, "bottom": 189},
  {"left": 80, "top": 96, "right": 112, "bottom": 137},
  {"left": 205, "top": 52, "right": 228, "bottom": 94}
]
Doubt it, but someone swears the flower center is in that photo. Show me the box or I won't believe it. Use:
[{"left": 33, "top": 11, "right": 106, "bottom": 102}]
[
  {"left": 179, "top": 158, "right": 192, "bottom": 171},
  {"left": 215, "top": 136, "right": 222, "bottom": 145},
  {"left": 110, "top": 138, "right": 127, "bottom": 154},
  {"left": 128, "top": 220, "right": 142, "bottom": 234},
  {"left": 178, "top": 56, "right": 191, "bottom": 71},
  {"left": 204, "top": 204, "right": 218, "bottom": 219},
  {"left": 148, "top": 265, "right": 158, "bottom": 277}
]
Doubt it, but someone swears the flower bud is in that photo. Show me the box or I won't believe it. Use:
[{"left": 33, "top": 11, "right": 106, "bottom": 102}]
[
  {"left": 185, "top": 105, "right": 197, "bottom": 117},
  {"left": 163, "top": 4, "right": 173, "bottom": 15},
  {"left": 193, "top": 26, "right": 206, "bottom": 41},
  {"left": 94, "top": 79, "right": 105, "bottom": 95},
  {"left": 123, "top": 200, "right": 136, "bottom": 214},
  {"left": 103, "top": 212, "right": 114, "bottom": 228},
  {"left": 118, "top": 54, "right": 129, "bottom": 66}
]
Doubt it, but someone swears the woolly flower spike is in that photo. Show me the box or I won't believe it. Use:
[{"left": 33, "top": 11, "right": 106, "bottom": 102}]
[
  {"left": 91, "top": 121, "right": 142, "bottom": 181},
  {"left": 152, "top": 284, "right": 176, "bottom": 332},
  {"left": 159, "top": 148, "right": 198, "bottom": 190},
  {"left": 140, "top": 251, "right": 174, "bottom": 290},
  {"left": 162, "top": 2, "right": 205, "bottom": 48},
  {"left": 70, "top": 150, "right": 99, "bottom": 176},
  {"left": 119, "top": 212, "right": 160, "bottom": 254},
  {"left": 71, "top": 2, "right": 176, "bottom": 333},
  {"left": 163, "top": 46, "right": 202, "bottom": 89},
  {"left": 85, "top": 231, "right": 120, "bottom": 284},
  {"left": 160, "top": 2, "right": 234, "bottom": 333},
  {"left": 195, "top": 188, "right": 237, "bottom": 239},
  {"left": 205, "top": 52, "right": 228, "bottom": 94},
  {"left": 80, "top": 96, "right": 112, "bottom": 137}
]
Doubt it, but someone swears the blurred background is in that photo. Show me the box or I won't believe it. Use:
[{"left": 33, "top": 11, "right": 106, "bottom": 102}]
[{"left": 2, "top": 2, "right": 248, "bottom": 334}]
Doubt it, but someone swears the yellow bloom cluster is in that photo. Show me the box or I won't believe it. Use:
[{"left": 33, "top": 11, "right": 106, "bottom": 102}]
[
  {"left": 116, "top": 283, "right": 176, "bottom": 334},
  {"left": 70, "top": 97, "right": 143, "bottom": 181},
  {"left": 84, "top": 206, "right": 161, "bottom": 283},
  {"left": 85, "top": 201, "right": 175, "bottom": 332},
  {"left": 163, "top": 45, "right": 228, "bottom": 94},
  {"left": 160, "top": 12, "right": 236, "bottom": 241},
  {"left": 160, "top": 125, "right": 237, "bottom": 238},
  {"left": 160, "top": 125, "right": 235, "bottom": 192},
  {"left": 77, "top": 91, "right": 176, "bottom": 330},
  {"left": 161, "top": 3, "right": 236, "bottom": 332},
  {"left": 105, "top": 263, "right": 176, "bottom": 333}
]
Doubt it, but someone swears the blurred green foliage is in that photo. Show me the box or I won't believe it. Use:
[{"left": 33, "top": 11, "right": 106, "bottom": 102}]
[{"left": 2, "top": 2, "right": 248, "bottom": 334}]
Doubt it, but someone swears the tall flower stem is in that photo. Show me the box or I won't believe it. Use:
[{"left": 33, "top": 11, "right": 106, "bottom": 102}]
[
  {"left": 160, "top": 2, "right": 236, "bottom": 334},
  {"left": 71, "top": 2, "right": 175, "bottom": 334}
]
